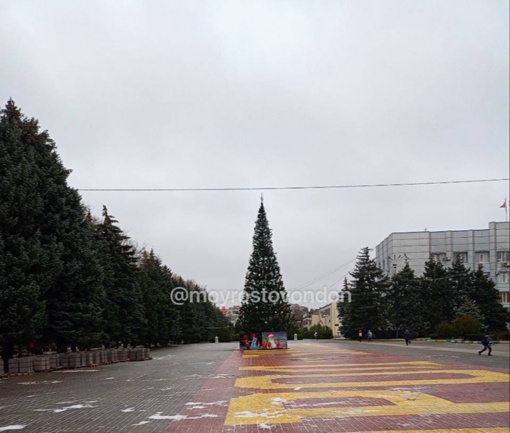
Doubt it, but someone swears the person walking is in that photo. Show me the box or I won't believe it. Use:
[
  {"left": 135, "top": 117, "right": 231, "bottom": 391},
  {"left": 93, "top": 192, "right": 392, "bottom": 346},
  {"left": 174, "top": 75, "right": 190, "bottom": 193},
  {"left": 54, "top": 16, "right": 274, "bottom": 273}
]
[
  {"left": 478, "top": 334, "right": 492, "bottom": 356},
  {"left": 314, "top": 331, "right": 318, "bottom": 341},
  {"left": 403, "top": 329, "right": 412, "bottom": 346},
  {"left": 367, "top": 330, "right": 373, "bottom": 342},
  {"left": 358, "top": 330, "right": 363, "bottom": 342}
]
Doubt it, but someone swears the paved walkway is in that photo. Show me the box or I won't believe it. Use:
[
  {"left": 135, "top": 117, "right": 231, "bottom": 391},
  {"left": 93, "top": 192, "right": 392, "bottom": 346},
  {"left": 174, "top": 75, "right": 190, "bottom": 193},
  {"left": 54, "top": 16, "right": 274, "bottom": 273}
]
[
  {"left": 0, "top": 344, "right": 233, "bottom": 432},
  {"left": 0, "top": 340, "right": 508, "bottom": 432}
]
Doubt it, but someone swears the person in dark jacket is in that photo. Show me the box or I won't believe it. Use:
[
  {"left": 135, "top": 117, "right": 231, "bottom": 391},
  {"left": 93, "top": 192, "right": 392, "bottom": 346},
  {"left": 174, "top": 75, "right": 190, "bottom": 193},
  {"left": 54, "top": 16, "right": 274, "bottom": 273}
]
[
  {"left": 478, "top": 334, "right": 492, "bottom": 356},
  {"left": 403, "top": 329, "right": 412, "bottom": 346}
]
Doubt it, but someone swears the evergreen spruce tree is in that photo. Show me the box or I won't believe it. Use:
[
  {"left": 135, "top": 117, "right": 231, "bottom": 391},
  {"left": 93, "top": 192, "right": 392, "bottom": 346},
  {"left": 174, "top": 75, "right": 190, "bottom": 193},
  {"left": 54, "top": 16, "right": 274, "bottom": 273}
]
[
  {"left": 96, "top": 206, "right": 146, "bottom": 347},
  {"left": 387, "top": 263, "right": 425, "bottom": 336},
  {"left": 45, "top": 207, "right": 106, "bottom": 352},
  {"left": 175, "top": 279, "right": 229, "bottom": 343},
  {"left": 446, "top": 259, "right": 474, "bottom": 323},
  {"left": 420, "top": 257, "right": 449, "bottom": 333},
  {"left": 160, "top": 265, "right": 182, "bottom": 343},
  {"left": 337, "top": 278, "right": 351, "bottom": 335},
  {"left": 341, "top": 247, "right": 389, "bottom": 338},
  {"left": 137, "top": 250, "right": 183, "bottom": 347},
  {"left": 172, "top": 280, "right": 205, "bottom": 343},
  {"left": 0, "top": 100, "right": 104, "bottom": 368},
  {"left": 470, "top": 266, "right": 507, "bottom": 332},
  {"left": 337, "top": 278, "right": 350, "bottom": 319},
  {"left": 238, "top": 201, "right": 294, "bottom": 333},
  {"left": 454, "top": 298, "right": 484, "bottom": 324},
  {"left": 138, "top": 250, "right": 165, "bottom": 346},
  {"left": 0, "top": 101, "right": 55, "bottom": 370}
]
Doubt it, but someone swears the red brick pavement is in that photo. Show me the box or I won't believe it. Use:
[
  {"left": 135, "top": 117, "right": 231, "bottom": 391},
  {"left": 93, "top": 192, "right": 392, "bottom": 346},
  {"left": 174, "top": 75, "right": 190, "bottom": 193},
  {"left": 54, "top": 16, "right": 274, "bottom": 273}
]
[{"left": 166, "top": 342, "right": 509, "bottom": 432}]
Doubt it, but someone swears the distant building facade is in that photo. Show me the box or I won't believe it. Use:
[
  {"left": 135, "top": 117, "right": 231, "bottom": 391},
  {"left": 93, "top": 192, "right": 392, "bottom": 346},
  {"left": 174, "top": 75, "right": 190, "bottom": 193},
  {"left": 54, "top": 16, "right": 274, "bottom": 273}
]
[
  {"left": 375, "top": 221, "right": 510, "bottom": 309},
  {"left": 302, "top": 302, "right": 341, "bottom": 336},
  {"left": 290, "top": 304, "right": 309, "bottom": 328},
  {"left": 302, "top": 313, "right": 319, "bottom": 329},
  {"left": 225, "top": 306, "right": 240, "bottom": 326}
]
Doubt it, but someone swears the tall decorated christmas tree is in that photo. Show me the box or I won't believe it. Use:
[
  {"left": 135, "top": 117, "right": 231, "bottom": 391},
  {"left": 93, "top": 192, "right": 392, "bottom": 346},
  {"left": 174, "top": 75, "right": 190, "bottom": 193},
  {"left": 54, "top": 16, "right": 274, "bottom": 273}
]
[{"left": 238, "top": 199, "right": 294, "bottom": 333}]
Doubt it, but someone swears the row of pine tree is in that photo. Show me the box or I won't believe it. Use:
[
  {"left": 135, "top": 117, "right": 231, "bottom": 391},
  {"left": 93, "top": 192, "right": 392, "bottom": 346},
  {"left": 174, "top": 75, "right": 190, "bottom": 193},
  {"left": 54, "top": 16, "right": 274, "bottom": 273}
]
[
  {"left": 2, "top": 99, "right": 506, "bottom": 370},
  {"left": 340, "top": 247, "right": 508, "bottom": 339},
  {"left": 0, "top": 100, "right": 228, "bottom": 372}
]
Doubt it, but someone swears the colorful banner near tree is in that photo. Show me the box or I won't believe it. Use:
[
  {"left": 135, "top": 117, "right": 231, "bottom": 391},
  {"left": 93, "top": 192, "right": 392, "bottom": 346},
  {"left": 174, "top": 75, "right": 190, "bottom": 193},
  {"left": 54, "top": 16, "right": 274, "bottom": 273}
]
[{"left": 239, "top": 331, "right": 288, "bottom": 350}]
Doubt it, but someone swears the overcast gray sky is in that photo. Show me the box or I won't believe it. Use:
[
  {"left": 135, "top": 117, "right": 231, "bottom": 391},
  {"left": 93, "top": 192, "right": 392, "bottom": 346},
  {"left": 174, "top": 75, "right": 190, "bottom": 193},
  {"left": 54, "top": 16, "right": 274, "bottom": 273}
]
[{"left": 1, "top": 0, "right": 508, "bottom": 308}]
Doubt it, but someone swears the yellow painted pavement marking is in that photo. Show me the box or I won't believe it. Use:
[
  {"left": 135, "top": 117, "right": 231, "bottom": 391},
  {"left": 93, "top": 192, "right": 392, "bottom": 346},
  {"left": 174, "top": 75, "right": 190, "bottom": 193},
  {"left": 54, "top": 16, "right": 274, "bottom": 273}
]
[
  {"left": 241, "top": 360, "right": 443, "bottom": 372},
  {"left": 291, "top": 351, "right": 371, "bottom": 358},
  {"left": 235, "top": 368, "right": 509, "bottom": 389},
  {"left": 302, "top": 353, "right": 371, "bottom": 361},
  {"left": 242, "top": 349, "right": 368, "bottom": 358},
  {"left": 229, "top": 351, "right": 509, "bottom": 428},
  {"left": 225, "top": 389, "right": 509, "bottom": 425}
]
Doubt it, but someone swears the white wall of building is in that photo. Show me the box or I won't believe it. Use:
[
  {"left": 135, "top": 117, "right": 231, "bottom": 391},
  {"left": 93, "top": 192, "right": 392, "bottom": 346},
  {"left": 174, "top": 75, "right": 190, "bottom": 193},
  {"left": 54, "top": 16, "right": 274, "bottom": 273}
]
[{"left": 375, "top": 222, "right": 510, "bottom": 309}]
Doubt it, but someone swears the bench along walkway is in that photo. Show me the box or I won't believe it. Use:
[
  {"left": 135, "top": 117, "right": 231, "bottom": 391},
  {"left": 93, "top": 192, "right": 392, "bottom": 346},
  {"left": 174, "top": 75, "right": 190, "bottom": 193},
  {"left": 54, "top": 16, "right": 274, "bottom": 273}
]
[{"left": 0, "top": 340, "right": 508, "bottom": 432}]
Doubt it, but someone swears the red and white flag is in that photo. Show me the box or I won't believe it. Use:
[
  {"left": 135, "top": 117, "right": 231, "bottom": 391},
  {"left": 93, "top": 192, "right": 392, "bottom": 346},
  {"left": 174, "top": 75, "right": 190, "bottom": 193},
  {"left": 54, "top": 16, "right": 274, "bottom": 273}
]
[{"left": 501, "top": 200, "right": 507, "bottom": 209}]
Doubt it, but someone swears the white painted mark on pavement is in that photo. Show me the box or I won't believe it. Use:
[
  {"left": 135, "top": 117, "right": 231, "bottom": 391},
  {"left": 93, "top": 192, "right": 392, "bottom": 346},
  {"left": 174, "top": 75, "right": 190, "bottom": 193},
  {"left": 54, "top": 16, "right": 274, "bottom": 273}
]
[
  {"left": 0, "top": 426, "right": 26, "bottom": 431},
  {"left": 149, "top": 413, "right": 219, "bottom": 421},
  {"left": 35, "top": 404, "right": 97, "bottom": 413}
]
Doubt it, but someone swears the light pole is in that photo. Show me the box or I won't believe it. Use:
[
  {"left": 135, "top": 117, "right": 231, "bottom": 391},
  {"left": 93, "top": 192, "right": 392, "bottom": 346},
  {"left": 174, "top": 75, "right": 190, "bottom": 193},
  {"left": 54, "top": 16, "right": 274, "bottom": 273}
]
[{"left": 389, "top": 254, "right": 407, "bottom": 275}]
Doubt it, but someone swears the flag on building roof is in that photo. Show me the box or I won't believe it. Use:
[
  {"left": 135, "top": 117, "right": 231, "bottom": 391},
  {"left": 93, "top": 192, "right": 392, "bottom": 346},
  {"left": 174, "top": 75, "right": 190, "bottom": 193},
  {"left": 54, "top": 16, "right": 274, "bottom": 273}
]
[{"left": 501, "top": 200, "right": 507, "bottom": 209}]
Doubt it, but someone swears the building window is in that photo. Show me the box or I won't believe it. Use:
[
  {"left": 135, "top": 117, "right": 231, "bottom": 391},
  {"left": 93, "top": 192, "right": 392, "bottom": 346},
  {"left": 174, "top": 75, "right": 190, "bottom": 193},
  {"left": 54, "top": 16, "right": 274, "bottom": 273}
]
[
  {"left": 497, "top": 251, "right": 510, "bottom": 263},
  {"left": 502, "top": 273, "right": 509, "bottom": 283},
  {"left": 454, "top": 252, "right": 468, "bottom": 264},
  {"left": 432, "top": 253, "right": 446, "bottom": 263},
  {"left": 476, "top": 252, "right": 489, "bottom": 264},
  {"left": 501, "top": 292, "right": 509, "bottom": 304}
]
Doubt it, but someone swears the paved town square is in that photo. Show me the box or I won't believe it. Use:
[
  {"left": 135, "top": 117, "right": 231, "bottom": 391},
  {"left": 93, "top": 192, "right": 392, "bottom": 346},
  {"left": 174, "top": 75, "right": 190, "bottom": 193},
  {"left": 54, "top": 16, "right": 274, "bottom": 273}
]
[{"left": 0, "top": 340, "right": 508, "bottom": 432}]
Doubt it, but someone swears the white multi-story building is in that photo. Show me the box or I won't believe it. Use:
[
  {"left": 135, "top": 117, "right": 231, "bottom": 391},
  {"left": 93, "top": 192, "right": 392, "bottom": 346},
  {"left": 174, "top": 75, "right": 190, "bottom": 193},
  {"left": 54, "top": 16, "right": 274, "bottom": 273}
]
[{"left": 375, "top": 221, "right": 510, "bottom": 309}]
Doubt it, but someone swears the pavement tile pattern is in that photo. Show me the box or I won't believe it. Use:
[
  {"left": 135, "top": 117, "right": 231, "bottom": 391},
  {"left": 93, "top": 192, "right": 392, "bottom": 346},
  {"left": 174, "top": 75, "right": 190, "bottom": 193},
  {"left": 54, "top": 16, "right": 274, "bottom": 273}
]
[
  {"left": 0, "top": 344, "right": 234, "bottom": 432},
  {"left": 168, "top": 342, "right": 509, "bottom": 433},
  {"left": 0, "top": 341, "right": 508, "bottom": 432}
]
